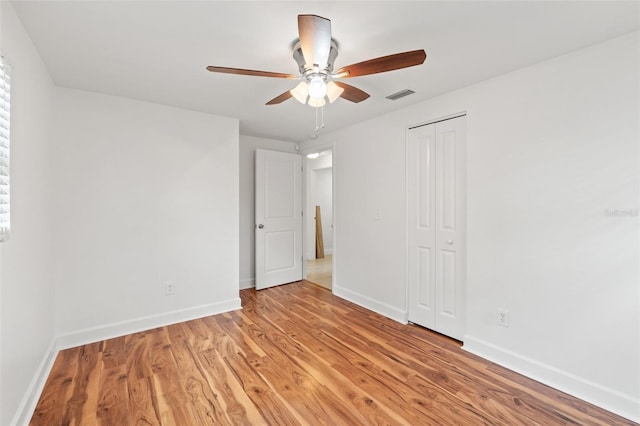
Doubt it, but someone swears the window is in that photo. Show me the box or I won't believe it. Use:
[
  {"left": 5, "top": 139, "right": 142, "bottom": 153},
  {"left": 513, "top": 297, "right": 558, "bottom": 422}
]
[{"left": 0, "top": 57, "right": 10, "bottom": 242}]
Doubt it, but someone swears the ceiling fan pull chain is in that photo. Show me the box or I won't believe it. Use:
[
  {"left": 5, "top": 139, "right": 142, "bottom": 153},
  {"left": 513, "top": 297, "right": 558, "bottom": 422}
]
[
  {"left": 317, "top": 105, "right": 325, "bottom": 132},
  {"left": 314, "top": 105, "right": 326, "bottom": 132}
]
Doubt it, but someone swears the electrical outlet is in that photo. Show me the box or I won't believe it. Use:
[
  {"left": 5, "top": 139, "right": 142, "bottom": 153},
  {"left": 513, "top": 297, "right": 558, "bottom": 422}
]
[
  {"left": 165, "top": 282, "right": 176, "bottom": 296},
  {"left": 497, "top": 308, "right": 509, "bottom": 327}
]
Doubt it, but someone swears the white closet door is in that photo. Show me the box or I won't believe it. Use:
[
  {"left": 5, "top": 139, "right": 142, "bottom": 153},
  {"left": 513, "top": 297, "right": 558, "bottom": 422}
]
[
  {"left": 408, "top": 115, "right": 466, "bottom": 340},
  {"left": 407, "top": 123, "right": 437, "bottom": 329}
]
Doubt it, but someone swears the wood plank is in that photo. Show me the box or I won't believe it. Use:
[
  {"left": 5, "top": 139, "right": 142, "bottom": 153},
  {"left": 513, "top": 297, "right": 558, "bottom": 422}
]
[
  {"left": 61, "top": 344, "right": 103, "bottom": 426},
  {"left": 31, "top": 281, "right": 638, "bottom": 426},
  {"left": 125, "top": 332, "right": 153, "bottom": 381},
  {"left": 198, "top": 348, "right": 267, "bottom": 425},
  {"left": 127, "top": 376, "right": 161, "bottom": 426},
  {"left": 30, "top": 346, "right": 81, "bottom": 426},
  {"left": 101, "top": 335, "right": 128, "bottom": 370},
  {"left": 223, "top": 353, "right": 304, "bottom": 424},
  {"left": 167, "top": 338, "right": 230, "bottom": 424},
  {"left": 96, "top": 365, "right": 129, "bottom": 426},
  {"left": 315, "top": 205, "right": 324, "bottom": 259}
]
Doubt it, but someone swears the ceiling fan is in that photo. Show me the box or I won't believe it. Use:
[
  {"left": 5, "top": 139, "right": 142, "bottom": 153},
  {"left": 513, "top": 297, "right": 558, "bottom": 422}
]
[{"left": 206, "top": 14, "right": 426, "bottom": 108}]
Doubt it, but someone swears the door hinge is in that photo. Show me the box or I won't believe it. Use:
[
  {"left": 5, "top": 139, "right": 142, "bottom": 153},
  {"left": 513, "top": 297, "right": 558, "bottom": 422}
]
[{"left": 301, "top": 210, "right": 303, "bottom": 216}]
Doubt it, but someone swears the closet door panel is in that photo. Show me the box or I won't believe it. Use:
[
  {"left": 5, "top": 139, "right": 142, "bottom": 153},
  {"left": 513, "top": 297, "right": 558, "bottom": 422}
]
[{"left": 408, "top": 115, "right": 466, "bottom": 341}]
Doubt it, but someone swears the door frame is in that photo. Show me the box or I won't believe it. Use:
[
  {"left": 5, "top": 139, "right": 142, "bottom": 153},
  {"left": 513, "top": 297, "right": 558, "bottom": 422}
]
[{"left": 405, "top": 112, "right": 467, "bottom": 339}]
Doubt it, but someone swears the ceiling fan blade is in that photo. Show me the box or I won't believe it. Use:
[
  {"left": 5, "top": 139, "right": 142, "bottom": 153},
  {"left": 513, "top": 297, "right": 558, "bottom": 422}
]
[
  {"left": 206, "top": 66, "right": 296, "bottom": 79},
  {"left": 336, "top": 49, "right": 426, "bottom": 78},
  {"left": 298, "top": 15, "right": 332, "bottom": 68},
  {"left": 333, "top": 82, "right": 370, "bottom": 103},
  {"left": 266, "top": 91, "right": 293, "bottom": 105}
]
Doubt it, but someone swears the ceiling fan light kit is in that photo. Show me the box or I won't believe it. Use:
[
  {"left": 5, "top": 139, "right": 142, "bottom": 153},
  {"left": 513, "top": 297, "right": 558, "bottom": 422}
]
[
  {"left": 308, "top": 97, "right": 326, "bottom": 108},
  {"left": 308, "top": 76, "right": 327, "bottom": 99},
  {"left": 206, "top": 14, "right": 427, "bottom": 125},
  {"left": 326, "top": 81, "right": 344, "bottom": 103},
  {"left": 291, "top": 77, "right": 344, "bottom": 107},
  {"left": 290, "top": 81, "right": 309, "bottom": 103}
]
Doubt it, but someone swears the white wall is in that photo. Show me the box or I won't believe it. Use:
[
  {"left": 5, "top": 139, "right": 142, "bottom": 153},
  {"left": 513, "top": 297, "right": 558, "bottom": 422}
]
[
  {"left": 1, "top": 5, "right": 242, "bottom": 419},
  {"left": 301, "top": 32, "right": 639, "bottom": 421},
  {"left": 239, "top": 135, "right": 297, "bottom": 289},
  {"left": 0, "top": 2, "right": 57, "bottom": 425},
  {"left": 307, "top": 123, "right": 408, "bottom": 320},
  {"left": 52, "top": 89, "right": 240, "bottom": 345}
]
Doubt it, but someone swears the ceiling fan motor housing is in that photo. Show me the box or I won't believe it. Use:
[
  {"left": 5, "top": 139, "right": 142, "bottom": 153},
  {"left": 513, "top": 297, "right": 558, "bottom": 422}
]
[{"left": 292, "top": 38, "right": 339, "bottom": 81}]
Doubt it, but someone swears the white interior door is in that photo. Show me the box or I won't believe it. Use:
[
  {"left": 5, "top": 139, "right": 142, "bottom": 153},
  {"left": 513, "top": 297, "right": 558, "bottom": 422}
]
[
  {"left": 408, "top": 115, "right": 466, "bottom": 340},
  {"left": 255, "top": 149, "right": 303, "bottom": 290}
]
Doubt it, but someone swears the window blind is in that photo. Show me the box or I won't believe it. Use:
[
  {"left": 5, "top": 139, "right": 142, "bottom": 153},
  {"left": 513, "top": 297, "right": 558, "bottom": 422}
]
[{"left": 0, "top": 57, "right": 10, "bottom": 242}]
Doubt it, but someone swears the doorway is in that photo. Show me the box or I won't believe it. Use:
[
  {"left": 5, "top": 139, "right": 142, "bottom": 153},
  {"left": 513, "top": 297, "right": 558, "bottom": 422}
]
[{"left": 305, "top": 149, "right": 333, "bottom": 289}]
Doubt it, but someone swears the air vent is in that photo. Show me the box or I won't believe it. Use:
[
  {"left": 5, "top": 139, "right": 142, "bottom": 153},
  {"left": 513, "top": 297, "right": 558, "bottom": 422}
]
[{"left": 386, "top": 89, "right": 415, "bottom": 101}]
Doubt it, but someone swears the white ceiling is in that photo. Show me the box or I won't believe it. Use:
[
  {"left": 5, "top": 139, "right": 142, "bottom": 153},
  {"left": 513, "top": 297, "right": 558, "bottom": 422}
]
[{"left": 10, "top": 1, "right": 640, "bottom": 142}]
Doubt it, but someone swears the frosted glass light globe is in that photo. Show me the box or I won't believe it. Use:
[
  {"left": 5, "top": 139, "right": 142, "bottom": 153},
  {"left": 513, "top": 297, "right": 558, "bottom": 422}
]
[{"left": 308, "top": 76, "right": 327, "bottom": 99}]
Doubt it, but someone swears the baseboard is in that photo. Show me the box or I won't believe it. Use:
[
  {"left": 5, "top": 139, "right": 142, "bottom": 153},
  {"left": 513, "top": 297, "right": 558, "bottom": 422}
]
[
  {"left": 332, "top": 285, "right": 407, "bottom": 324},
  {"left": 462, "top": 336, "right": 640, "bottom": 423},
  {"left": 239, "top": 278, "right": 255, "bottom": 290},
  {"left": 56, "top": 298, "right": 242, "bottom": 350},
  {"left": 11, "top": 339, "right": 58, "bottom": 426}
]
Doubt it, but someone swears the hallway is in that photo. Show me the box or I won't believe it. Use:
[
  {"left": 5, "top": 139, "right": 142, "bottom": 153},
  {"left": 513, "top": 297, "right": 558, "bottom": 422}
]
[{"left": 306, "top": 254, "right": 332, "bottom": 289}]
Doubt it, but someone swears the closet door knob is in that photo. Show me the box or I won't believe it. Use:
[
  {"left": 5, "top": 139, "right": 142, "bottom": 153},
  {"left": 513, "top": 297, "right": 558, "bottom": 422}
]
[
  {"left": 257, "top": 224, "right": 264, "bottom": 229},
  {"left": 446, "top": 240, "right": 453, "bottom": 245}
]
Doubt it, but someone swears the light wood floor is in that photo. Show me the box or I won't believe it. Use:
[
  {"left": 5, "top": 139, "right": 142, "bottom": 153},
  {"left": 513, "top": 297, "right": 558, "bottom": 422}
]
[
  {"left": 31, "top": 281, "right": 635, "bottom": 425},
  {"left": 306, "top": 254, "right": 332, "bottom": 289}
]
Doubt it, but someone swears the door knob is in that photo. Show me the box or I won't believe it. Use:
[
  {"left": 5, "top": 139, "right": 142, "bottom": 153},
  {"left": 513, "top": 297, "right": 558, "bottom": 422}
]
[
  {"left": 257, "top": 224, "right": 264, "bottom": 229},
  {"left": 446, "top": 240, "right": 453, "bottom": 245}
]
